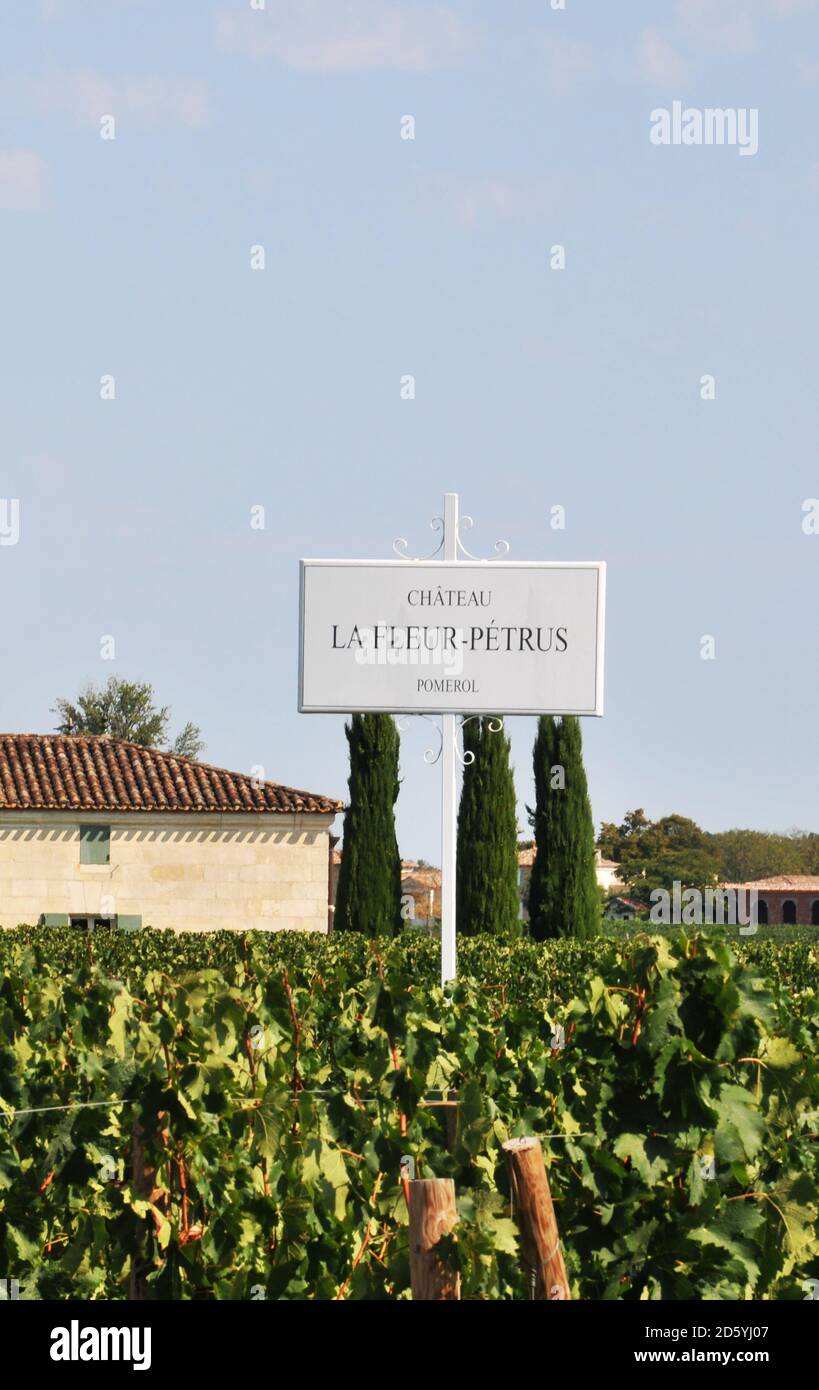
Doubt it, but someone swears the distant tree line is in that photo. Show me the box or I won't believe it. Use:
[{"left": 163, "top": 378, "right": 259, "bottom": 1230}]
[{"left": 598, "top": 810, "right": 819, "bottom": 906}]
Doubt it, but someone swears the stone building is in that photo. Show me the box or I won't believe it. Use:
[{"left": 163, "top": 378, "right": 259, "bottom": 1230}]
[
  {"left": 400, "top": 863, "right": 442, "bottom": 924},
  {"left": 0, "top": 733, "right": 342, "bottom": 931}
]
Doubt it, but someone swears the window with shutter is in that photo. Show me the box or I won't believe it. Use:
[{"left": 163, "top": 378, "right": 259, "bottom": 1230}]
[{"left": 80, "top": 825, "right": 110, "bottom": 864}]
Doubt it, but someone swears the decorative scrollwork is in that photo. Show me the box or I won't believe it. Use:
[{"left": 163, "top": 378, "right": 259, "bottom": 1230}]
[
  {"left": 393, "top": 514, "right": 445, "bottom": 562},
  {"left": 395, "top": 713, "right": 443, "bottom": 765},
  {"left": 456, "top": 514, "right": 510, "bottom": 562},
  {"left": 455, "top": 714, "right": 505, "bottom": 766},
  {"left": 423, "top": 736, "right": 443, "bottom": 766},
  {"left": 392, "top": 501, "right": 510, "bottom": 563}
]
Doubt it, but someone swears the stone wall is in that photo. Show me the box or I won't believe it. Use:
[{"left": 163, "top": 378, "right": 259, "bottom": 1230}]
[{"left": 0, "top": 811, "right": 336, "bottom": 931}]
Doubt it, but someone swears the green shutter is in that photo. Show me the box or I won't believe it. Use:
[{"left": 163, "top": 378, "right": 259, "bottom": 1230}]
[
  {"left": 117, "top": 915, "right": 142, "bottom": 933},
  {"left": 41, "top": 913, "right": 70, "bottom": 926},
  {"left": 80, "top": 825, "right": 110, "bottom": 865}
]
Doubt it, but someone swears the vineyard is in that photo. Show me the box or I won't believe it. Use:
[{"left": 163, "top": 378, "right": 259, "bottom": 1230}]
[{"left": 1, "top": 926, "right": 818, "bottom": 1300}]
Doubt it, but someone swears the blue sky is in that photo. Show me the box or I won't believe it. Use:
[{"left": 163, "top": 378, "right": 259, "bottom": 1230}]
[{"left": 1, "top": 0, "right": 817, "bottom": 861}]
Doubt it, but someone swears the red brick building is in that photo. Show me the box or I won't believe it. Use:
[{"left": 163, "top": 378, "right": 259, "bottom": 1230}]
[{"left": 723, "top": 876, "right": 819, "bottom": 926}]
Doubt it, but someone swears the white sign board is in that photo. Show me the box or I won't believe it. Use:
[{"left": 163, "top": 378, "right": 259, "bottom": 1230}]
[{"left": 299, "top": 560, "right": 605, "bottom": 716}]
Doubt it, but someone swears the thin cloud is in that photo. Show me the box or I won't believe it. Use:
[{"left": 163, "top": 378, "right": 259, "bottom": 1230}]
[
  {"left": 214, "top": 0, "right": 479, "bottom": 73},
  {"left": 674, "top": 0, "right": 814, "bottom": 59},
  {"left": 0, "top": 150, "right": 49, "bottom": 209},
  {"left": 2, "top": 68, "right": 209, "bottom": 129},
  {"left": 544, "top": 37, "right": 595, "bottom": 96},
  {"left": 636, "top": 30, "right": 689, "bottom": 86},
  {"left": 676, "top": 0, "right": 755, "bottom": 55},
  {"left": 415, "top": 172, "right": 564, "bottom": 229}
]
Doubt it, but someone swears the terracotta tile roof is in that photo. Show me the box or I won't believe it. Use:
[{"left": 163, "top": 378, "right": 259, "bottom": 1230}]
[
  {"left": 0, "top": 734, "right": 343, "bottom": 816},
  {"left": 722, "top": 876, "right": 819, "bottom": 892}
]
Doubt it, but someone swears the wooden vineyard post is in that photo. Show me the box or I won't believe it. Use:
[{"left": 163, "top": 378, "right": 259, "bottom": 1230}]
[
  {"left": 409, "top": 1178, "right": 461, "bottom": 1300},
  {"left": 503, "top": 1137, "right": 571, "bottom": 1301}
]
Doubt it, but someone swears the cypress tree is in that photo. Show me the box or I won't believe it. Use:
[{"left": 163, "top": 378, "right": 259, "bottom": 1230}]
[
  {"left": 528, "top": 714, "right": 558, "bottom": 939},
  {"left": 529, "top": 716, "right": 599, "bottom": 940},
  {"left": 456, "top": 716, "right": 520, "bottom": 936},
  {"left": 334, "top": 714, "right": 402, "bottom": 937},
  {"left": 558, "top": 717, "right": 600, "bottom": 939}
]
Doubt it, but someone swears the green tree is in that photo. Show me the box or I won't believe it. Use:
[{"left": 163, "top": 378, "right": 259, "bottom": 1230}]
[
  {"left": 528, "top": 716, "right": 599, "bottom": 939},
  {"left": 613, "top": 814, "right": 720, "bottom": 905},
  {"left": 527, "top": 715, "right": 558, "bottom": 939},
  {"left": 334, "top": 714, "right": 402, "bottom": 937},
  {"left": 597, "top": 808, "right": 650, "bottom": 862},
  {"left": 800, "top": 832, "right": 819, "bottom": 873},
  {"left": 456, "top": 717, "right": 519, "bottom": 936},
  {"left": 52, "top": 677, "right": 205, "bottom": 758},
  {"left": 708, "top": 828, "right": 811, "bottom": 883}
]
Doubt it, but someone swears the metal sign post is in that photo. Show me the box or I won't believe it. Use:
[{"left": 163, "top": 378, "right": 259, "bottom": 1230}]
[{"left": 440, "top": 493, "right": 459, "bottom": 986}]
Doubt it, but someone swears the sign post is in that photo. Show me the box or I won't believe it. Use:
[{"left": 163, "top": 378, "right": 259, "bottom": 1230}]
[
  {"left": 299, "top": 494, "right": 606, "bottom": 987},
  {"left": 440, "top": 493, "right": 458, "bottom": 984}
]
